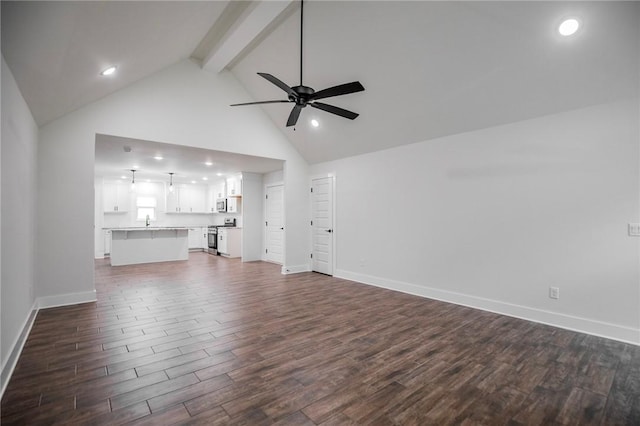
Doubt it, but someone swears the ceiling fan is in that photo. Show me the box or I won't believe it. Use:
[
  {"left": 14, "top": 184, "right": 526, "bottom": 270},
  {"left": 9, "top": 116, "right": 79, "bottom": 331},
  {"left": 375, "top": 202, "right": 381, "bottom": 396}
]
[{"left": 230, "top": 0, "right": 364, "bottom": 127}]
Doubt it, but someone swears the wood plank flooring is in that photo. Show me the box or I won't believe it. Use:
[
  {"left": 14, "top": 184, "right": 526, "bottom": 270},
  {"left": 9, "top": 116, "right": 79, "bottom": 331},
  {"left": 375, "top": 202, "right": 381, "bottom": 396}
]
[{"left": 2, "top": 252, "right": 639, "bottom": 424}]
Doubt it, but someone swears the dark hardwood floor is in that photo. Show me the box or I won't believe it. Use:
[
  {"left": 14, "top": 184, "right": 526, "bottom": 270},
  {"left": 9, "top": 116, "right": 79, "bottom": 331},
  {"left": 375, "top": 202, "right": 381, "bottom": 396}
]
[{"left": 2, "top": 252, "right": 639, "bottom": 425}]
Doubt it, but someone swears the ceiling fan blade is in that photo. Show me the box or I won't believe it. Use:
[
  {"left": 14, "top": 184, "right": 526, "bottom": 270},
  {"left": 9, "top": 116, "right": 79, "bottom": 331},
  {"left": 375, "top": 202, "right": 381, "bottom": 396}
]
[
  {"left": 310, "top": 102, "right": 359, "bottom": 120},
  {"left": 230, "top": 100, "right": 290, "bottom": 106},
  {"left": 286, "top": 105, "right": 303, "bottom": 127},
  {"left": 310, "top": 81, "right": 365, "bottom": 101},
  {"left": 258, "top": 73, "right": 298, "bottom": 98}
]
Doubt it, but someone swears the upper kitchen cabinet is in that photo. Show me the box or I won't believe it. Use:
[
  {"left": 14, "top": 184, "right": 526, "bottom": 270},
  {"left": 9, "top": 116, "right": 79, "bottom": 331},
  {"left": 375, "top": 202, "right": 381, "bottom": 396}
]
[
  {"left": 226, "top": 175, "right": 242, "bottom": 197},
  {"left": 207, "top": 181, "right": 226, "bottom": 213},
  {"left": 103, "top": 181, "right": 130, "bottom": 213},
  {"left": 227, "top": 197, "right": 242, "bottom": 213},
  {"left": 166, "top": 184, "right": 207, "bottom": 213}
]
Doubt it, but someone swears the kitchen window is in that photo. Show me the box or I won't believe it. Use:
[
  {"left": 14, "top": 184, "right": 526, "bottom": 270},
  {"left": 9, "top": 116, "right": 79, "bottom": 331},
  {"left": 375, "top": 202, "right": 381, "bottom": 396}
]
[{"left": 136, "top": 196, "right": 157, "bottom": 221}]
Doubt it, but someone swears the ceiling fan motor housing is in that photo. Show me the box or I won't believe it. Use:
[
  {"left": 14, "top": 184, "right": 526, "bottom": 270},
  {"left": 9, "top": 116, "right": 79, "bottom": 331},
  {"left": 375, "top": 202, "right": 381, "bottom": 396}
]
[{"left": 291, "top": 85, "right": 314, "bottom": 106}]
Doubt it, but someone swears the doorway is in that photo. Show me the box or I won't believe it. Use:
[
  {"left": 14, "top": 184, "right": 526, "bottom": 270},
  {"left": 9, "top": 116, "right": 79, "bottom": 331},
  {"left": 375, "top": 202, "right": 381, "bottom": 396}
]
[
  {"left": 265, "top": 184, "right": 284, "bottom": 264},
  {"left": 311, "top": 176, "right": 334, "bottom": 275}
]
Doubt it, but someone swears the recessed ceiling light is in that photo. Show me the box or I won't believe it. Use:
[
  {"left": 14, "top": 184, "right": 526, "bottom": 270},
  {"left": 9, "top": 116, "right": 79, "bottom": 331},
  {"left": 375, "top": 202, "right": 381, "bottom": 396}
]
[
  {"left": 154, "top": 156, "right": 163, "bottom": 160},
  {"left": 558, "top": 18, "right": 580, "bottom": 36},
  {"left": 311, "top": 119, "right": 319, "bottom": 127},
  {"left": 132, "top": 165, "right": 139, "bottom": 169},
  {"left": 216, "top": 173, "right": 223, "bottom": 177},
  {"left": 120, "top": 175, "right": 126, "bottom": 179},
  {"left": 100, "top": 66, "right": 117, "bottom": 76},
  {"left": 202, "top": 177, "right": 208, "bottom": 181},
  {"left": 191, "top": 180, "right": 196, "bottom": 184},
  {"left": 205, "top": 162, "right": 213, "bottom": 166}
]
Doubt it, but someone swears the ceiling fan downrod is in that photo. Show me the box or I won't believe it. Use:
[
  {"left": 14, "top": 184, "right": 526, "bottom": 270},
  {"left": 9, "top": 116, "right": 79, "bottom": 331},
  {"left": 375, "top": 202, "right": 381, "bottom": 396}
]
[{"left": 300, "top": 0, "right": 304, "bottom": 86}]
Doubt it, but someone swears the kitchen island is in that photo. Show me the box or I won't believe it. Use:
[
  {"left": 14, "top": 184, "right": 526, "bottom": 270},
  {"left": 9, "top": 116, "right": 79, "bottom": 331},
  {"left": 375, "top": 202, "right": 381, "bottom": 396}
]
[{"left": 109, "top": 227, "right": 188, "bottom": 266}]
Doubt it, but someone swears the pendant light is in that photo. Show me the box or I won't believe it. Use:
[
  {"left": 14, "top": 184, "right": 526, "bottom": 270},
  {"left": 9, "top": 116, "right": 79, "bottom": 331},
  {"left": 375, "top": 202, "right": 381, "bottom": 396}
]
[
  {"left": 130, "top": 169, "right": 137, "bottom": 192},
  {"left": 168, "top": 172, "right": 175, "bottom": 193}
]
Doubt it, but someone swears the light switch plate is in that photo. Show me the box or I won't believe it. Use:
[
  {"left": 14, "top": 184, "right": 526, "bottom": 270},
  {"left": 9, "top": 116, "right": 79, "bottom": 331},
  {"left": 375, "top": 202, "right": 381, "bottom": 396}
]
[{"left": 628, "top": 223, "right": 640, "bottom": 236}]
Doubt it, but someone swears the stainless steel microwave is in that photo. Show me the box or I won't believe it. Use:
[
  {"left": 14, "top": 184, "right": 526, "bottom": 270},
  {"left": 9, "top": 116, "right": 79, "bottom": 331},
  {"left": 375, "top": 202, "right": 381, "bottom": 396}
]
[{"left": 216, "top": 199, "right": 226, "bottom": 212}]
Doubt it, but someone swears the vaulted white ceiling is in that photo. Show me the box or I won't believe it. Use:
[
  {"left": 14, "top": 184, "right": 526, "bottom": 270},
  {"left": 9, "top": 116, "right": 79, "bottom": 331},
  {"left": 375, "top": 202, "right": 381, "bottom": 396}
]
[
  {"left": 2, "top": 1, "right": 638, "bottom": 166},
  {"left": 229, "top": 1, "right": 639, "bottom": 163},
  {"left": 1, "top": 1, "right": 228, "bottom": 125}
]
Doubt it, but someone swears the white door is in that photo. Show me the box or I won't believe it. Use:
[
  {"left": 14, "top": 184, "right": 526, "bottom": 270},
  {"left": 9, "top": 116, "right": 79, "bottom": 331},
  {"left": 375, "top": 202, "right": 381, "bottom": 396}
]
[
  {"left": 312, "top": 177, "right": 333, "bottom": 275},
  {"left": 265, "top": 185, "right": 284, "bottom": 264}
]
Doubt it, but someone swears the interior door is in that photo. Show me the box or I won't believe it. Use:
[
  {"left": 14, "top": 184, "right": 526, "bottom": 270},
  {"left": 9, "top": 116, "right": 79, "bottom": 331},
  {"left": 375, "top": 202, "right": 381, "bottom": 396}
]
[
  {"left": 265, "top": 184, "right": 284, "bottom": 264},
  {"left": 312, "top": 177, "right": 333, "bottom": 275}
]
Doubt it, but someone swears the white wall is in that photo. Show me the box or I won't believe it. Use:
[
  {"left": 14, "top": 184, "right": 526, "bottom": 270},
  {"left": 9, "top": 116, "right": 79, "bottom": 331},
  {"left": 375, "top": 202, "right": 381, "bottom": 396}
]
[
  {"left": 311, "top": 100, "right": 640, "bottom": 344},
  {"left": 1, "top": 57, "right": 38, "bottom": 388},
  {"left": 240, "top": 172, "right": 264, "bottom": 262},
  {"left": 38, "top": 59, "right": 309, "bottom": 303}
]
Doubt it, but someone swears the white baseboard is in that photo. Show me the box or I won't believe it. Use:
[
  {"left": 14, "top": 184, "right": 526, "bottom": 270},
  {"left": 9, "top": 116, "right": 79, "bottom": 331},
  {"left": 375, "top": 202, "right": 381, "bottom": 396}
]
[
  {"left": 335, "top": 269, "right": 640, "bottom": 346},
  {"left": 281, "top": 264, "right": 311, "bottom": 274},
  {"left": 37, "top": 290, "right": 97, "bottom": 309},
  {"left": 1, "top": 290, "right": 98, "bottom": 399},
  {"left": 1, "top": 300, "right": 38, "bottom": 398}
]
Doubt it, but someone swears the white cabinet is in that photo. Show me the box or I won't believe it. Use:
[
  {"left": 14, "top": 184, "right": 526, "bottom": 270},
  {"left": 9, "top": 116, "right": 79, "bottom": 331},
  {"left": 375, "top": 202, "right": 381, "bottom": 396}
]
[
  {"left": 166, "top": 186, "right": 181, "bottom": 213},
  {"left": 104, "top": 230, "right": 112, "bottom": 254},
  {"left": 207, "top": 181, "right": 226, "bottom": 213},
  {"left": 188, "top": 228, "right": 203, "bottom": 249},
  {"left": 217, "top": 229, "right": 227, "bottom": 255},
  {"left": 188, "top": 227, "right": 208, "bottom": 249},
  {"left": 226, "top": 175, "right": 242, "bottom": 197},
  {"left": 206, "top": 186, "right": 217, "bottom": 213},
  {"left": 217, "top": 228, "right": 241, "bottom": 258},
  {"left": 214, "top": 181, "right": 226, "bottom": 200},
  {"left": 185, "top": 185, "right": 207, "bottom": 213},
  {"left": 103, "top": 182, "right": 130, "bottom": 213},
  {"left": 227, "top": 197, "right": 241, "bottom": 213},
  {"left": 166, "top": 185, "right": 207, "bottom": 213},
  {"left": 201, "top": 227, "right": 208, "bottom": 249}
]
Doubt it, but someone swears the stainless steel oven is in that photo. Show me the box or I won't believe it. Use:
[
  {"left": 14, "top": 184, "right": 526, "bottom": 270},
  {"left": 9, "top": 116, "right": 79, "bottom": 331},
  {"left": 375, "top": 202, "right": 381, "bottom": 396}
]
[{"left": 207, "top": 226, "right": 217, "bottom": 254}]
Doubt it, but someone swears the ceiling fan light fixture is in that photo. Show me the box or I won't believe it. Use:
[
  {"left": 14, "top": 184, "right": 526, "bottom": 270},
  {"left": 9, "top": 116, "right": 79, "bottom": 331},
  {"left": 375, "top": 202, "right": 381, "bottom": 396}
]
[
  {"left": 100, "top": 66, "right": 117, "bottom": 76},
  {"left": 311, "top": 119, "right": 319, "bottom": 127},
  {"left": 558, "top": 18, "right": 580, "bottom": 36}
]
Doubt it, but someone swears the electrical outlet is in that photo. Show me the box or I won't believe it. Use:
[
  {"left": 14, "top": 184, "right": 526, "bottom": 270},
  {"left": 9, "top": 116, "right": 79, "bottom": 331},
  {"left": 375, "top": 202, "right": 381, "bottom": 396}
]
[
  {"left": 549, "top": 287, "right": 560, "bottom": 300},
  {"left": 628, "top": 223, "right": 640, "bottom": 236}
]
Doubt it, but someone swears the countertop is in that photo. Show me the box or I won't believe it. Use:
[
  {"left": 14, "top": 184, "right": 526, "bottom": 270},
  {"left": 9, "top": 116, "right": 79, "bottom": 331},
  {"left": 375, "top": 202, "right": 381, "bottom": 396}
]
[
  {"left": 106, "top": 227, "right": 189, "bottom": 231},
  {"left": 104, "top": 226, "right": 242, "bottom": 230}
]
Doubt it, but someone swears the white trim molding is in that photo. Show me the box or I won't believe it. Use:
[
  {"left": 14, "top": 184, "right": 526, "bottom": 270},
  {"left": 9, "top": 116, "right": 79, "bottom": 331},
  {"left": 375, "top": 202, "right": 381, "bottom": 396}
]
[
  {"left": 2, "top": 290, "right": 98, "bottom": 398},
  {"left": 281, "top": 264, "right": 311, "bottom": 275},
  {"left": 37, "top": 290, "right": 97, "bottom": 310},
  {"left": 1, "top": 301, "right": 38, "bottom": 398},
  {"left": 335, "top": 269, "right": 640, "bottom": 346}
]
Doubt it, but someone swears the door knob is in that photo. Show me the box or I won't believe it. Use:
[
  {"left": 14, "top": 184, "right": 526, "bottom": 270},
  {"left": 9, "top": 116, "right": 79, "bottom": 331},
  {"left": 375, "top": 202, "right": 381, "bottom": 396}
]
[
  {"left": 280, "top": 227, "right": 284, "bottom": 230},
  {"left": 325, "top": 229, "right": 333, "bottom": 233}
]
